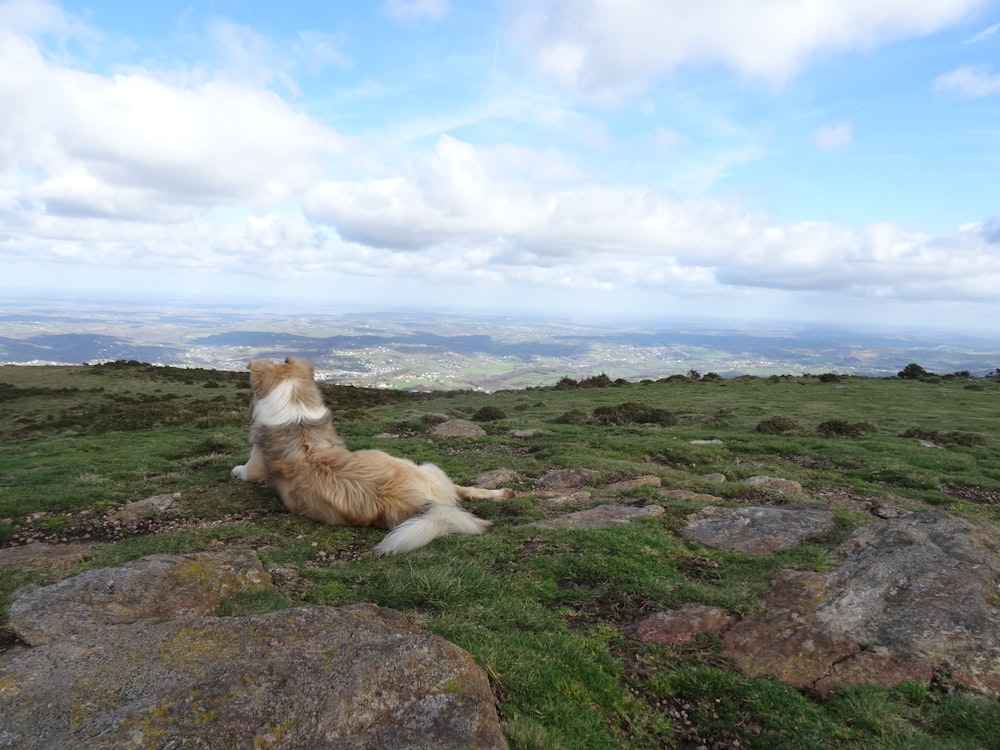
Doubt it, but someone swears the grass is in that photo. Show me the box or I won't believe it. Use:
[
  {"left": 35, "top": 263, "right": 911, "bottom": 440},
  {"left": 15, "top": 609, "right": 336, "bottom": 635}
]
[{"left": 2, "top": 363, "right": 1000, "bottom": 748}]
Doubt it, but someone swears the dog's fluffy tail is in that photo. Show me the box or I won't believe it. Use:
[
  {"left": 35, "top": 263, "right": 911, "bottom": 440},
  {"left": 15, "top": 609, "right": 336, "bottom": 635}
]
[{"left": 374, "top": 503, "right": 491, "bottom": 555}]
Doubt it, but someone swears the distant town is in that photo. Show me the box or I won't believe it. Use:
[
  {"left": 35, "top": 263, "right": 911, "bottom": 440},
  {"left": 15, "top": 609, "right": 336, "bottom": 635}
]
[{"left": 2, "top": 296, "right": 998, "bottom": 391}]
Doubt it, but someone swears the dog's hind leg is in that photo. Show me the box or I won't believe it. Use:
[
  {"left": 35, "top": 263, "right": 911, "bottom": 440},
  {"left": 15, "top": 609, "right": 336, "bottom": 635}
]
[{"left": 455, "top": 485, "right": 515, "bottom": 501}]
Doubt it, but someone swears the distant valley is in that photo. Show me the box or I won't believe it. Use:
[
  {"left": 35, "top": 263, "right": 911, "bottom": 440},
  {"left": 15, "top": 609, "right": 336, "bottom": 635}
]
[{"left": 2, "top": 297, "right": 998, "bottom": 390}]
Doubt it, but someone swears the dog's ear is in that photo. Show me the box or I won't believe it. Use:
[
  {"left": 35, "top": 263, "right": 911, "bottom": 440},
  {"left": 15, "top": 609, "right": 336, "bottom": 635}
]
[{"left": 247, "top": 359, "right": 272, "bottom": 389}]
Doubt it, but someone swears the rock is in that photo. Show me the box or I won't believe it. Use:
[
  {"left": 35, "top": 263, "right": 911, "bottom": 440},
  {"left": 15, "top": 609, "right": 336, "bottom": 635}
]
[
  {"left": 429, "top": 419, "right": 487, "bottom": 438},
  {"left": 682, "top": 504, "right": 835, "bottom": 554},
  {"left": 658, "top": 489, "right": 725, "bottom": 503},
  {"left": 536, "top": 468, "right": 599, "bottom": 491},
  {"left": 531, "top": 504, "right": 665, "bottom": 530},
  {"left": 475, "top": 468, "right": 523, "bottom": 489},
  {"left": 871, "top": 504, "right": 909, "bottom": 519},
  {"left": 104, "top": 492, "right": 181, "bottom": 523},
  {"left": 509, "top": 429, "right": 544, "bottom": 438},
  {"left": 540, "top": 491, "right": 593, "bottom": 507},
  {"left": 8, "top": 550, "right": 270, "bottom": 646},
  {"left": 605, "top": 475, "right": 662, "bottom": 492},
  {"left": 700, "top": 473, "right": 728, "bottom": 484},
  {"left": 723, "top": 510, "right": 1000, "bottom": 697},
  {"left": 688, "top": 439, "right": 723, "bottom": 445},
  {"left": 743, "top": 476, "right": 805, "bottom": 495},
  {"left": 0, "top": 543, "right": 93, "bottom": 571},
  {"left": 813, "top": 647, "right": 934, "bottom": 699},
  {"left": 0, "top": 604, "right": 508, "bottom": 750},
  {"left": 635, "top": 604, "right": 735, "bottom": 645}
]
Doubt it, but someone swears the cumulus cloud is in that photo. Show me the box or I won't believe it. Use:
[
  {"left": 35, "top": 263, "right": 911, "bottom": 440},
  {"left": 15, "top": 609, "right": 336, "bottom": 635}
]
[
  {"left": 3, "top": 2, "right": 998, "bottom": 318},
  {"left": 0, "top": 25, "right": 347, "bottom": 219},
  {"left": 300, "top": 135, "right": 1000, "bottom": 303},
  {"left": 509, "top": 0, "right": 990, "bottom": 101},
  {"left": 932, "top": 64, "right": 1000, "bottom": 97},
  {"left": 0, "top": 0, "right": 87, "bottom": 36},
  {"left": 812, "top": 121, "right": 853, "bottom": 150}
]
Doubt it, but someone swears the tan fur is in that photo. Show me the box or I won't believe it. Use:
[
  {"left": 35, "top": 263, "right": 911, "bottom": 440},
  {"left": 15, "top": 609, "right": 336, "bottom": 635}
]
[{"left": 232, "top": 357, "right": 512, "bottom": 553}]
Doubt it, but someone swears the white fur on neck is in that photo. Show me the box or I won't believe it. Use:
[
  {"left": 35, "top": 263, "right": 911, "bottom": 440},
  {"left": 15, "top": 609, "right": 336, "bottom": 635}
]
[{"left": 253, "top": 380, "right": 329, "bottom": 426}]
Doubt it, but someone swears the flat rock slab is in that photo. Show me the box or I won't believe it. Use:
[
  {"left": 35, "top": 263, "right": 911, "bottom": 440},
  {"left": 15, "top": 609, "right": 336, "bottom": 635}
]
[
  {"left": 605, "top": 475, "right": 662, "bottom": 492},
  {"left": 104, "top": 492, "right": 181, "bottom": 523},
  {"left": 743, "top": 476, "right": 805, "bottom": 495},
  {"left": 0, "top": 604, "right": 508, "bottom": 750},
  {"left": 536, "top": 468, "right": 599, "bottom": 491},
  {"left": 682, "top": 504, "right": 835, "bottom": 554},
  {"left": 8, "top": 549, "right": 270, "bottom": 645},
  {"left": 0, "top": 543, "right": 93, "bottom": 571},
  {"left": 531, "top": 504, "right": 665, "bottom": 530},
  {"left": 429, "top": 419, "right": 486, "bottom": 438},
  {"left": 475, "top": 469, "right": 523, "bottom": 489},
  {"left": 723, "top": 510, "right": 1000, "bottom": 697},
  {"left": 635, "top": 604, "right": 735, "bottom": 646}
]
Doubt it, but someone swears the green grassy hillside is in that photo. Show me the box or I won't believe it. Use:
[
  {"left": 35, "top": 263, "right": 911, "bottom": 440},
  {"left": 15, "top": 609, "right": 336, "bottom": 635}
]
[{"left": 2, "top": 362, "right": 999, "bottom": 748}]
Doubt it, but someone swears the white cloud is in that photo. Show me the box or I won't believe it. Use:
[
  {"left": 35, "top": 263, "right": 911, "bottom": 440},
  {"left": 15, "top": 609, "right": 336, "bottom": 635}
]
[
  {"left": 300, "top": 135, "right": 1000, "bottom": 303},
  {"left": 509, "top": 0, "right": 990, "bottom": 101},
  {"left": 964, "top": 21, "right": 1000, "bottom": 43},
  {"left": 382, "top": 0, "right": 450, "bottom": 24},
  {"left": 0, "top": 27, "right": 347, "bottom": 219},
  {"left": 812, "top": 121, "right": 853, "bottom": 150},
  {"left": 932, "top": 64, "right": 1000, "bottom": 97},
  {"left": 0, "top": 0, "right": 85, "bottom": 36}
]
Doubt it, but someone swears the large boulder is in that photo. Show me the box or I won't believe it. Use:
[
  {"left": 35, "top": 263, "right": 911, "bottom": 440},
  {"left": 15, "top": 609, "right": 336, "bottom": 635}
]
[
  {"left": 8, "top": 550, "right": 269, "bottom": 645},
  {"left": 723, "top": 510, "right": 1000, "bottom": 696},
  {"left": 0, "top": 604, "right": 508, "bottom": 749},
  {"left": 682, "top": 503, "right": 836, "bottom": 555}
]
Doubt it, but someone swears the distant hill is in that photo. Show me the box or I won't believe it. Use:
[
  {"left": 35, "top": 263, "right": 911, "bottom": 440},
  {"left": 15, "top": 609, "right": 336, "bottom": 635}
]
[
  {"left": 0, "top": 334, "right": 181, "bottom": 365},
  {"left": 1, "top": 301, "right": 997, "bottom": 390}
]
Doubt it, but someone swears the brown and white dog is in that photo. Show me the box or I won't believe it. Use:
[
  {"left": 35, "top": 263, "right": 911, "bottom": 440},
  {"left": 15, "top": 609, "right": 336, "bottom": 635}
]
[{"left": 231, "top": 357, "right": 513, "bottom": 554}]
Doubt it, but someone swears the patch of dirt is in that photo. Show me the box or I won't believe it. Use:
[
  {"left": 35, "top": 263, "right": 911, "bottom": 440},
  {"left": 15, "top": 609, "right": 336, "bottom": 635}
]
[
  {"left": 785, "top": 455, "right": 828, "bottom": 470},
  {"left": 941, "top": 483, "right": 1000, "bottom": 505},
  {"left": 616, "top": 638, "right": 743, "bottom": 749},
  {"left": 3, "top": 509, "right": 274, "bottom": 547}
]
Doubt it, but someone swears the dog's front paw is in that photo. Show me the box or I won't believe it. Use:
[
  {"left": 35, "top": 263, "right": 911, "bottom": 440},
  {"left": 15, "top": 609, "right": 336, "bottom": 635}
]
[{"left": 231, "top": 465, "right": 247, "bottom": 481}]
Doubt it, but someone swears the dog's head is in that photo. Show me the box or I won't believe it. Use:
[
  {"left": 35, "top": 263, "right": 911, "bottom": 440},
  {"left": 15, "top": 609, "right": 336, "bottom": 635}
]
[
  {"left": 247, "top": 357, "right": 315, "bottom": 399},
  {"left": 246, "top": 357, "right": 330, "bottom": 427}
]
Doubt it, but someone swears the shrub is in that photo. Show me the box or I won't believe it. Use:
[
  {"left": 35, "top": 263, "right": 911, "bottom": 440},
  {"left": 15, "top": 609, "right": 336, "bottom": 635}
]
[
  {"left": 579, "top": 373, "right": 615, "bottom": 388},
  {"left": 816, "top": 420, "right": 875, "bottom": 438},
  {"left": 553, "top": 409, "right": 593, "bottom": 425},
  {"left": 472, "top": 405, "right": 507, "bottom": 422},
  {"left": 818, "top": 373, "right": 841, "bottom": 383},
  {"left": 898, "top": 363, "right": 931, "bottom": 380},
  {"left": 900, "top": 427, "right": 986, "bottom": 447},
  {"left": 755, "top": 415, "right": 801, "bottom": 435},
  {"left": 592, "top": 402, "right": 677, "bottom": 426}
]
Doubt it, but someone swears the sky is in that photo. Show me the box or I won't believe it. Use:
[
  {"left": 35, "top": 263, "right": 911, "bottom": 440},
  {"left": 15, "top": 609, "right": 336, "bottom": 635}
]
[{"left": 1, "top": 0, "right": 999, "bottom": 331}]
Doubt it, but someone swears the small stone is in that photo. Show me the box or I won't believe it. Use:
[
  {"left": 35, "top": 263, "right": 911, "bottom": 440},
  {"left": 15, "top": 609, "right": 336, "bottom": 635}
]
[
  {"left": 429, "top": 419, "right": 487, "bottom": 438},
  {"left": 530, "top": 504, "right": 664, "bottom": 530}
]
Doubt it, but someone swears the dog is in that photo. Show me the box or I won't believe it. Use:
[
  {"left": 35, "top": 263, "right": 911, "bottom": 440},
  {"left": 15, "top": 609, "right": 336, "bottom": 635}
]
[{"left": 231, "top": 357, "right": 513, "bottom": 554}]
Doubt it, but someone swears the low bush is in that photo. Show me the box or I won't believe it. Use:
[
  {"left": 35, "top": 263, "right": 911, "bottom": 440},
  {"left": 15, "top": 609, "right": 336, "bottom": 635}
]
[
  {"left": 592, "top": 402, "right": 677, "bottom": 426},
  {"left": 472, "top": 405, "right": 507, "bottom": 422},
  {"left": 755, "top": 415, "right": 801, "bottom": 435},
  {"left": 816, "top": 420, "right": 876, "bottom": 438}
]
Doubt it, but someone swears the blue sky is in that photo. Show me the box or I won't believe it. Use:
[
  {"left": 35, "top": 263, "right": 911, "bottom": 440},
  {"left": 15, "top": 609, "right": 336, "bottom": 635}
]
[{"left": 2, "top": 0, "right": 999, "bottom": 331}]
